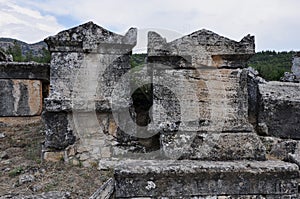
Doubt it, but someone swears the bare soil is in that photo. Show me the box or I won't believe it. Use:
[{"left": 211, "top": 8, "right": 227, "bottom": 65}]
[{"left": 0, "top": 117, "right": 112, "bottom": 198}]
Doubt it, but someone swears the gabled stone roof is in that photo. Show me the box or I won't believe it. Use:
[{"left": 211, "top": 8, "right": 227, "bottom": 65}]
[
  {"left": 45, "top": 21, "right": 137, "bottom": 52},
  {"left": 148, "top": 28, "right": 255, "bottom": 68},
  {"left": 148, "top": 29, "right": 254, "bottom": 56}
]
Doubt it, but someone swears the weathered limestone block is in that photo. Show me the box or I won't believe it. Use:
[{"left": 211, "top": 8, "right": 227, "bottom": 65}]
[
  {"left": 280, "top": 71, "right": 298, "bottom": 82},
  {"left": 43, "top": 112, "right": 75, "bottom": 149},
  {"left": 0, "top": 79, "right": 42, "bottom": 116},
  {"left": 292, "top": 52, "right": 300, "bottom": 81},
  {"left": 0, "top": 62, "right": 49, "bottom": 83},
  {"left": 270, "top": 140, "right": 298, "bottom": 160},
  {"left": 148, "top": 30, "right": 254, "bottom": 69},
  {"left": 89, "top": 178, "right": 114, "bottom": 199},
  {"left": 258, "top": 81, "right": 300, "bottom": 138},
  {"left": 43, "top": 22, "right": 137, "bottom": 162},
  {"left": 148, "top": 30, "right": 265, "bottom": 160},
  {"left": 114, "top": 160, "right": 299, "bottom": 198},
  {"left": 281, "top": 52, "right": 300, "bottom": 82},
  {"left": 246, "top": 67, "right": 266, "bottom": 126},
  {"left": 162, "top": 132, "right": 265, "bottom": 160},
  {"left": 45, "top": 21, "right": 136, "bottom": 103},
  {"left": 151, "top": 68, "right": 253, "bottom": 133}
]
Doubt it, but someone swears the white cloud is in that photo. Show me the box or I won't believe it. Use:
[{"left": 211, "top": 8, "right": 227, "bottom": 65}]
[
  {"left": 0, "top": 0, "right": 63, "bottom": 43},
  {"left": 1, "top": 0, "right": 300, "bottom": 50}
]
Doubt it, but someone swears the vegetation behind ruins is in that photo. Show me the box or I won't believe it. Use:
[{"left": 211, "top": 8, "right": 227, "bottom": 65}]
[
  {"left": 130, "top": 51, "right": 296, "bottom": 81},
  {"left": 248, "top": 50, "right": 295, "bottom": 81}
]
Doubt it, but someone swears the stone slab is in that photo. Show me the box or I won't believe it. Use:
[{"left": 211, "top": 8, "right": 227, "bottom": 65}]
[
  {"left": 45, "top": 21, "right": 136, "bottom": 52},
  {"left": 0, "top": 62, "right": 49, "bottom": 83},
  {"left": 116, "top": 195, "right": 298, "bottom": 199},
  {"left": 114, "top": 160, "right": 299, "bottom": 198},
  {"left": 89, "top": 178, "right": 114, "bottom": 199},
  {"left": 258, "top": 81, "right": 300, "bottom": 138},
  {"left": 0, "top": 79, "right": 42, "bottom": 116},
  {"left": 161, "top": 132, "right": 266, "bottom": 160}
]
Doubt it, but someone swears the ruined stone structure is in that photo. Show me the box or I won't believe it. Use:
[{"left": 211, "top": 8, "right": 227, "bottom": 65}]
[
  {"left": 147, "top": 30, "right": 266, "bottom": 161},
  {"left": 281, "top": 52, "right": 300, "bottom": 82},
  {"left": 43, "top": 22, "right": 137, "bottom": 165},
  {"left": 21, "top": 22, "right": 299, "bottom": 198},
  {"left": 292, "top": 52, "right": 300, "bottom": 79},
  {"left": 257, "top": 81, "right": 300, "bottom": 138},
  {"left": 0, "top": 61, "right": 49, "bottom": 119}
]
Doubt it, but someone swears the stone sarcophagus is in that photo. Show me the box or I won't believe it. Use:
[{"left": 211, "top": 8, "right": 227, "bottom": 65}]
[
  {"left": 0, "top": 62, "right": 49, "bottom": 117},
  {"left": 147, "top": 30, "right": 266, "bottom": 160},
  {"left": 113, "top": 30, "right": 299, "bottom": 199},
  {"left": 43, "top": 22, "right": 137, "bottom": 164}
]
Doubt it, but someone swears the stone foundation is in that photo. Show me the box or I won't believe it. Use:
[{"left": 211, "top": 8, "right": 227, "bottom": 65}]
[{"left": 115, "top": 160, "right": 299, "bottom": 198}]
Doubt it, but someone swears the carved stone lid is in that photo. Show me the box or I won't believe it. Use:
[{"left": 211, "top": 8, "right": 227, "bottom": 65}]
[
  {"left": 45, "top": 21, "right": 137, "bottom": 52},
  {"left": 147, "top": 29, "right": 255, "bottom": 68}
]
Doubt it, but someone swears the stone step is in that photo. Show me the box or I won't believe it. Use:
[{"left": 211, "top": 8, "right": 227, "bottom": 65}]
[{"left": 114, "top": 160, "right": 299, "bottom": 198}]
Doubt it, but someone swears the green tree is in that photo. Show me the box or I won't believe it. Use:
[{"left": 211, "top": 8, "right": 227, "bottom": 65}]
[
  {"left": 39, "top": 47, "right": 51, "bottom": 63},
  {"left": 248, "top": 51, "right": 294, "bottom": 81},
  {"left": 5, "top": 42, "right": 51, "bottom": 63},
  {"left": 7, "top": 41, "right": 24, "bottom": 62},
  {"left": 24, "top": 50, "right": 34, "bottom": 62}
]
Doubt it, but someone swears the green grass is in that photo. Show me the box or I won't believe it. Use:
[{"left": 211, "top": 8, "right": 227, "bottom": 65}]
[{"left": 8, "top": 166, "right": 24, "bottom": 177}]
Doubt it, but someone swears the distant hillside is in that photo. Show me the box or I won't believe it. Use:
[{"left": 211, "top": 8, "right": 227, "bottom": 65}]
[{"left": 0, "top": 38, "right": 47, "bottom": 57}]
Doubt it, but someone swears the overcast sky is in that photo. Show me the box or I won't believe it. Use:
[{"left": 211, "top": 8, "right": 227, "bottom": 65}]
[{"left": 0, "top": 0, "right": 300, "bottom": 52}]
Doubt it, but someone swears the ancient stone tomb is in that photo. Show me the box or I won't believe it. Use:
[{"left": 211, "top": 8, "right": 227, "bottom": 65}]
[
  {"left": 43, "top": 22, "right": 265, "bottom": 161},
  {"left": 42, "top": 22, "right": 299, "bottom": 198},
  {"left": 43, "top": 22, "right": 137, "bottom": 162}
]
